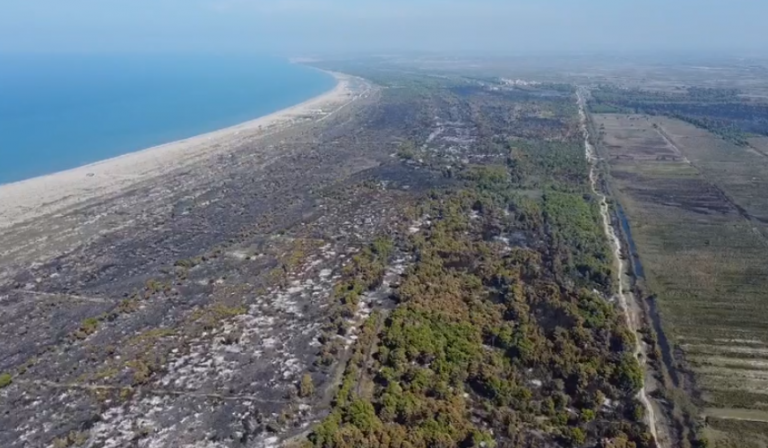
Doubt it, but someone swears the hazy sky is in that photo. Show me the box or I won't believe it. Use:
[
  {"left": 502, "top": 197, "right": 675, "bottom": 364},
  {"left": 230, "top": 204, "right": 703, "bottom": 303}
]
[{"left": 1, "top": 0, "right": 765, "bottom": 55}]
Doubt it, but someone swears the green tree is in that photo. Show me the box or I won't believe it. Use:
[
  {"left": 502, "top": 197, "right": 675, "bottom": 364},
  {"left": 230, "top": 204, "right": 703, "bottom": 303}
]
[{"left": 345, "top": 400, "right": 381, "bottom": 433}]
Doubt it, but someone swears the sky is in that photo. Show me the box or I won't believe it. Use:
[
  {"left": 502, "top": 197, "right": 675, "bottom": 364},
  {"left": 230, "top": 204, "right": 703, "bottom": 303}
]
[{"left": 1, "top": 0, "right": 766, "bottom": 55}]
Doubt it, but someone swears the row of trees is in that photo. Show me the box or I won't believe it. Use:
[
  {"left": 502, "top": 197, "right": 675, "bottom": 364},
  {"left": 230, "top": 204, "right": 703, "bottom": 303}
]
[{"left": 589, "top": 86, "right": 768, "bottom": 145}]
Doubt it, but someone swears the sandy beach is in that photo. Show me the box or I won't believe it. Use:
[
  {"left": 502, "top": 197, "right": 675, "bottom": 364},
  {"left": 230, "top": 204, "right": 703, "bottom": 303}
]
[{"left": 0, "top": 71, "right": 359, "bottom": 229}]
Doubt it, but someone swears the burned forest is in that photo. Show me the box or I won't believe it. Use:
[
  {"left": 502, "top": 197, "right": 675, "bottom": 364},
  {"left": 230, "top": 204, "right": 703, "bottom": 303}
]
[{"left": 1, "top": 67, "right": 658, "bottom": 448}]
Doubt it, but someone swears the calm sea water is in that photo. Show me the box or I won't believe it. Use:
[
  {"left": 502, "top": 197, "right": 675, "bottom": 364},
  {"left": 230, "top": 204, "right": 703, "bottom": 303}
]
[{"left": 0, "top": 54, "right": 336, "bottom": 185}]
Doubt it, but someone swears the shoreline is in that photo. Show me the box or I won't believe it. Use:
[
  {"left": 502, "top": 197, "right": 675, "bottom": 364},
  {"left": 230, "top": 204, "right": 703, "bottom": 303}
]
[{"left": 0, "top": 70, "right": 357, "bottom": 229}]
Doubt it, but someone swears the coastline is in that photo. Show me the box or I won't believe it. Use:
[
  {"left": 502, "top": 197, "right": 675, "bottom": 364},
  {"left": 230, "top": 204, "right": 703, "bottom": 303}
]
[{"left": 0, "top": 70, "right": 357, "bottom": 229}]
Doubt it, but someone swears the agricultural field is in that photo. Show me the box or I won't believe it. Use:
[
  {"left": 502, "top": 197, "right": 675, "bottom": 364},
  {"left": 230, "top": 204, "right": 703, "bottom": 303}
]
[
  {"left": 590, "top": 86, "right": 768, "bottom": 147},
  {"left": 593, "top": 111, "right": 768, "bottom": 447}
]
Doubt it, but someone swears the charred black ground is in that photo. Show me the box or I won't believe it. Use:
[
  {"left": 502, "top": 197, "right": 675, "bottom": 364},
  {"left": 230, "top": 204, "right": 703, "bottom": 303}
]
[{"left": 4, "top": 58, "right": 751, "bottom": 448}]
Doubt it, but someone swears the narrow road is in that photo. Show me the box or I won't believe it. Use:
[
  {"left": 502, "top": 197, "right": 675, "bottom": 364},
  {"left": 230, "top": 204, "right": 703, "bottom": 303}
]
[
  {"left": 577, "top": 89, "right": 661, "bottom": 445},
  {"left": 11, "top": 290, "right": 114, "bottom": 304},
  {"left": 16, "top": 379, "right": 291, "bottom": 404}
]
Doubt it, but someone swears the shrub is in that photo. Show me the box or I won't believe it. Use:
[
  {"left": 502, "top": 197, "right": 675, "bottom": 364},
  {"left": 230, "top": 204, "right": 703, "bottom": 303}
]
[
  {"left": 0, "top": 373, "right": 12, "bottom": 388},
  {"left": 615, "top": 354, "right": 644, "bottom": 393},
  {"left": 564, "top": 427, "right": 586, "bottom": 446},
  {"left": 73, "top": 317, "right": 100, "bottom": 339},
  {"left": 299, "top": 373, "right": 315, "bottom": 398}
]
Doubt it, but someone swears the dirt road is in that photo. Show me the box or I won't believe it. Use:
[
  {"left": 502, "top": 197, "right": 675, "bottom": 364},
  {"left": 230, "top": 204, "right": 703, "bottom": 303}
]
[{"left": 577, "top": 89, "right": 662, "bottom": 446}]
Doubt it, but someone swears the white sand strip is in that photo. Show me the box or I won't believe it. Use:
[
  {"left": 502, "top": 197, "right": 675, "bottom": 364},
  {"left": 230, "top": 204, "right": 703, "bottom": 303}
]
[{"left": 0, "top": 71, "right": 358, "bottom": 229}]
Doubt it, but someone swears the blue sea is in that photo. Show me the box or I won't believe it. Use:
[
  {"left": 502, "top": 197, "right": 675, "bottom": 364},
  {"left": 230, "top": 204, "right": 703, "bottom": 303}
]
[{"left": 0, "top": 54, "right": 336, "bottom": 185}]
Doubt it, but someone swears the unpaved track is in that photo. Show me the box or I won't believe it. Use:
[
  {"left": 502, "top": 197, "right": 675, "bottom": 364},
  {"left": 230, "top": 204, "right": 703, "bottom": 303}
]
[{"left": 577, "top": 90, "right": 661, "bottom": 445}]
